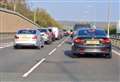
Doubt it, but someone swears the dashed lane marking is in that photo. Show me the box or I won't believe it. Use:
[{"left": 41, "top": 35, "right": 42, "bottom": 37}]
[
  {"left": 57, "top": 39, "right": 66, "bottom": 48},
  {"left": 22, "top": 58, "right": 46, "bottom": 78},
  {"left": 48, "top": 48, "right": 56, "bottom": 56},
  {"left": 22, "top": 38, "right": 66, "bottom": 78}
]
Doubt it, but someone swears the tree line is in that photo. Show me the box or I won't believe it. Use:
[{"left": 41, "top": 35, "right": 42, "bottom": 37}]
[{"left": 0, "top": 0, "right": 62, "bottom": 28}]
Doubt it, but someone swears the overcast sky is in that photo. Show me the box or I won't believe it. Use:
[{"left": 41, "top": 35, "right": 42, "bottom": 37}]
[{"left": 27, "top": 0, "right": 119, "bottom": 22}]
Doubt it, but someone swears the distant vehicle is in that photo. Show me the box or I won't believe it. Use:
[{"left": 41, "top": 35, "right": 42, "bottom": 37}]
[
  {"left": 38, "top": 28, "right": 52, "bottom": 44},
  {"left": 63, "top": 29, "right": 69, "bottom": 36},
  {"left": 49, "top": 27, "right": 61, "bottom": 40},
  {"left": 69, "top": 29, "right": 74, "bottom": 38},
  {"left": 48, "top": 28, "right": 56, "bottom": 41},
  {"left": 59, "top": 29, "right": 64, "bottom": 39},
  {"left": 72, "top": 28, "right": 112, "bottom": 58},
  {"left": 14, "top": 28, "right": 44, "bottom": 49},
  {"left": 74, "top": 24, "right": 91, "bottom": 31}
]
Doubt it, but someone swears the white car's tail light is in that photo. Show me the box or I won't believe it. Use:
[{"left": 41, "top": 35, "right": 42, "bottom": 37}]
[
  {"left": 15, "top": 35, "right": 19, "bottom": 39},
  {"left": 32, "top": 36, "right": 37, "bottom": 39}
]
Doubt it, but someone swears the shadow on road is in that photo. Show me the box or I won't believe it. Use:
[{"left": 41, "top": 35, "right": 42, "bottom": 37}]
[
  {"left": 64, "top": 50, "right": 80, "bottom": 58},
  {"left": 14, "top": 46, "right": 41, "bottom": 50},
  {"left": 64, "top": 50, "right": 106, "bottom": 59}
]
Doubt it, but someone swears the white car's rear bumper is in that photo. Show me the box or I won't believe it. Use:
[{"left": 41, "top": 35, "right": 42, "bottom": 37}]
[{"left": 14, "top": 41, "right": 37, "bottom": 46}]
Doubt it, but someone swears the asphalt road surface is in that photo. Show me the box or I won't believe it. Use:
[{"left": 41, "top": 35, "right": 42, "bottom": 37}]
[{"left": 0, "top": 37, "right": 120, "bottom": 82}]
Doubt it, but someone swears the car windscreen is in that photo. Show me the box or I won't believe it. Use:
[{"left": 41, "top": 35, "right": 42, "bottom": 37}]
[
  {"left": 17, "top": 30, "right": 36, "bottom": 34},
  {"left": 48, "top": 29, "right": 52, "bottom": 32},
  {"left": 74, "top": 24, "right": 91, "bottom": 31},
  {"left": 78, "top": 29, "right": 106, "bottom": 38},
  {"left": 38, "top": 29, "right": 47, "bottom": 32}
]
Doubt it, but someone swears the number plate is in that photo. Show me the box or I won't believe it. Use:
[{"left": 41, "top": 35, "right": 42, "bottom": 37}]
[
  {"left": 20, "top": 37, "right": 31, "bottom": 41},
  {"left": 86, "top": 40, "right": 99, "bottom": 44}
]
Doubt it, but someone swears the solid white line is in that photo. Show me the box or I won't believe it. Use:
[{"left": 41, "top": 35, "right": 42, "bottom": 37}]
[
  {"left": 22, "top": 58, "right": 46, "bottom": 78},
  {"left": 0, "top": 42, "right": 13, "bottom": 49},
  {"left": 48, "top": 48, "right": 56, "bottom": 56},
  {"left": 112, "top": 49, "right": 120, "bottom": 56}
]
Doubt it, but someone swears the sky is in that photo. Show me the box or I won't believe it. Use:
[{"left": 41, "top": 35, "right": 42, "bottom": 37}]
[{"left": 27, "top": 0, "right": 120, "bottom": 22}]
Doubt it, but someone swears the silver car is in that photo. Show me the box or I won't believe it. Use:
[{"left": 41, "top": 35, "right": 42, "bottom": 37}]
[
  {"left": 14, "top": 28, "right": 44, "bottom": 49},
  {"left": 38, "top": 28, "right": 52, "bottom": 44}
]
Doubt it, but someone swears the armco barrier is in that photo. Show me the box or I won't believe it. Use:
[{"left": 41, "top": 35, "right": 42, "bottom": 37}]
[
  {"left": 111, "top": 35, "right": 120, "bottom": 49},
  {"left": 0, "top": 33, "right": 15, "bottom": 41}
]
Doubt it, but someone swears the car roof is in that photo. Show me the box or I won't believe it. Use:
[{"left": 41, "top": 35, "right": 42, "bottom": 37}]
[
  {"left": 77, "top": 28, "right": 105, "bottom": 31},
  {"left": 38, "top": 28, "right": 48, "bottom": 30},
  {"left": 17, "top": 28, "right": 38, "bottom": 31}
]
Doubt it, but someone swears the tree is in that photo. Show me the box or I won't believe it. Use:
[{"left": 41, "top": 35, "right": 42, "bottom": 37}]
[{"left": 0, "top": 0, "right": 62, "bottom": 28}]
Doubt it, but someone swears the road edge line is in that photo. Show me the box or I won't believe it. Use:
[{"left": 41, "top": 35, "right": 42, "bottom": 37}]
[{"left": 112, "top": 49, "right": 120, "bottom": 56}]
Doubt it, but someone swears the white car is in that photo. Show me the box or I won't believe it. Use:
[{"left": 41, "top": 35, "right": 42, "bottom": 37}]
[{"left": 14, "top": 28, "right": 44, "bottom": 49}]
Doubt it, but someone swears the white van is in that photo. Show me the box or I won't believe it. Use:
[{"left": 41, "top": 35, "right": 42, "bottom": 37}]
[{"left": 49, "top": 27, "right": 60, "bottom": 40}]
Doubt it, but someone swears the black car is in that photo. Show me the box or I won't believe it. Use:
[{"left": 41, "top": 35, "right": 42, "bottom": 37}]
[{"left": 72, "top": 28, "right": 112, "bottom": 58}]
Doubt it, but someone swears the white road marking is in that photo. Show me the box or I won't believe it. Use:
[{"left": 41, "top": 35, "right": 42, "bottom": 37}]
[
  {"left": 48, "top": 48, "right": 56, "bottom": 56},
  {"left": 112, "top": 49, "right": 120, "bottom": 56},
  {"left": 57, "top": 40, "right": 65, "bottom": 47},
  {"left": 0, "top": 42, "right": 13, "bottom": 49},
  {"left": 22, "top": 58, "right": 46, "bottom": 78},
  {"left": 0, "top": 47, "right": 3, "bottom": 49},
  {"left": 22, "top": 38, "right": 70, "bottom": 78}
]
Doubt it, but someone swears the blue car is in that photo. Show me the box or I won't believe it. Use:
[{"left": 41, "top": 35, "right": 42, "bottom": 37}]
[{"left": 72, "top": 28, "right": 112, "bottom": 58}]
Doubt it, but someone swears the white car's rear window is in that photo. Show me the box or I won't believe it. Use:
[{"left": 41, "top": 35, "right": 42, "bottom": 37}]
[{"left": 17, "top": 30, "right": 36, "bottom": 34}]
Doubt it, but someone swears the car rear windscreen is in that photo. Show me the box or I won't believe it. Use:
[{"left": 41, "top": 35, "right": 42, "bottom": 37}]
[
  {"left": 78, "top": 29, "right": 106, "bottom": 37},
  {"left": 38, "top": 29, "right": 47, "bottom": 32},
  {"left": 17, "top": 30, "right": 36, "bottom": 34},
  {"left": 74, "top": 24, "right": 91, "bottom": 31}
]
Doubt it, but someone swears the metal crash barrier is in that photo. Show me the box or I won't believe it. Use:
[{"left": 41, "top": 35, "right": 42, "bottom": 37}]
[
  {"left": 0, "top": 33, "right": 15, "bottom": 41},
  {"left": 111, "top": 35, "right": 120, "bottom": 49}
]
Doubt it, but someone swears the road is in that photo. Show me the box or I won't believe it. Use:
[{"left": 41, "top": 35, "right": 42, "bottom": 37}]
[{"left": 0, "top": 37, "right": 120, "bottom": 82}]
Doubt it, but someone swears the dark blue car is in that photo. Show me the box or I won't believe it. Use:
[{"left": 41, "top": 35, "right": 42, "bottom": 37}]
[{"left": 72, "top": 28, "right": 112, "bottom": 58}]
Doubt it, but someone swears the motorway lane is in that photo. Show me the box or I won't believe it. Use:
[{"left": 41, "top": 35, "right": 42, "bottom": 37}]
[
  {"left": 24, "top": 42, "right": 120, "bottom": 82},
  {"left": 0, "top": 37, "right": 120, "bottom": 82},
  {"left": 0, "top": 38, "right": 65, "bottom": 81}
]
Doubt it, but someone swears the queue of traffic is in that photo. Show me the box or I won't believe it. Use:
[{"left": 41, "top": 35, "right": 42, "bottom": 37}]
[
  {"left": 14, "top": 25, "right": 112, "bottom": 59},
  {"left": 14, "top": 27, "right": 67, "bottom": 49}
]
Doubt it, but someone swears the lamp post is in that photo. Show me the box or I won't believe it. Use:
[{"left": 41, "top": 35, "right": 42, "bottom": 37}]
[
  {"left": 107, "top": 2, "right": 111, "bottom": 38},
  {"left": 13, "top": 0, "right": 16, "bottom": 11},
  {"left": 34, "top": 9, "right": 37, "bottom": 23}
]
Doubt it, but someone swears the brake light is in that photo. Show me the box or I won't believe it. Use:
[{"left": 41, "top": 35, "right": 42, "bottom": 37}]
[
  {"left": 70, "top": 32, "right": 74, "bottom": 35},
  {"left": 32, "top": 36, "right": 37, "bottom": 39},
  {"left": 15, "top": 35, "right": 19, "bottom": 39},
  {"left": 100, "top": 38, "right": 111, "bottom": 44},
  {"left": 74, "top": 38, "right": 85, "bottom": 44}
]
